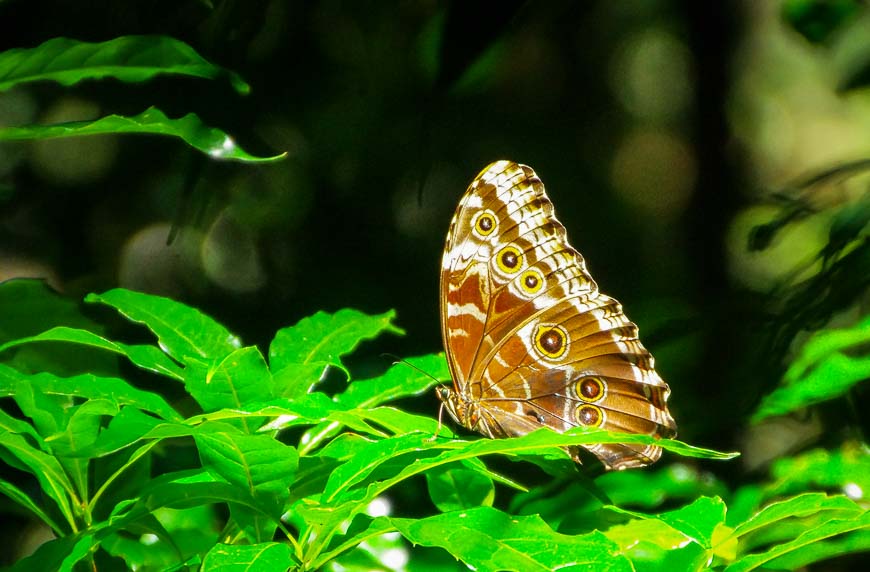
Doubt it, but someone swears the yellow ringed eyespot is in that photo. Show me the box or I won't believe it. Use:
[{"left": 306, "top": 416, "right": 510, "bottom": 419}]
[
  {"left": 533, "top": 324, "right": 568, "bottom": 359},
  {"left": 575, "top": 404, "right": 604, "bottom": 427},
  {"left": 495, "top": 245, "right": 523, "bottom": 274},
  {"left": 519, "top": 269, "right": 544, "bottom": 294},
  {"left": 472, "top": 210, "right": 497, "bottom": 237},
  {"left": 576, "top": 376, "right": 606, "bottom": 403}
]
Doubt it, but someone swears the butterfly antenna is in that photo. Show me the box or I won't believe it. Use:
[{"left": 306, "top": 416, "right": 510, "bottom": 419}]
[
  {"left": 380, "top": 353, "right": 442, "bottom": 384},
  {"left": 381, "top": 353, "right": 452, "bottom": 441}
]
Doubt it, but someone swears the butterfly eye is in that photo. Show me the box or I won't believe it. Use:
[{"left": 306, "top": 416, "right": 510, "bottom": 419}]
[
  {"left": 533, "top": 324, "right": 569, "bottom": 359},
  {"left": 520, "top": 269, "right": 544, "bottom": 295},
  {"left": 472, "top": 210, "right": 497, "bottom": 237},
  {"left": 495, "top": 245, "right": 523, "bottom": 274},
  {"left": 575, "top": 404, "right": 604, "bottom": 427},
  {"left": 576, "top": 376, "right": 606, "bottom": 403}
]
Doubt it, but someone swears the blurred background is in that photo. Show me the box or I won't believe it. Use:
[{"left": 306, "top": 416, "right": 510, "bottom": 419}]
[{"left": 1, "top": 0, "right": 869, "bottom": 480}]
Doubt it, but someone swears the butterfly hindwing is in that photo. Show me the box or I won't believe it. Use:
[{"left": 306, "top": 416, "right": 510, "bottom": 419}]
[{"left": 439, "top": 160, "right": 676, "bottom": 470}]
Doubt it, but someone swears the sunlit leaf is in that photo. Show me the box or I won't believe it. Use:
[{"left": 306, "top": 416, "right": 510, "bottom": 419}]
[
  {"left": 338, "top": 353, "right": 447, "bottom": 408},
  {"left": 184, "top": 346, "right": 273, "bottom": 426},
  {"left": 764, "top": 441, "right": 870, "bottom": 500},
  {"left": 730, "top": 493, "right": 863, "bottom": 540},
  {"left": 86, "top": 288, "right": 242, "bottom": 362},
  {"left": 0, "top": 107, "right": 283, "bottom": 163},
  {"left": 269, "top": 309, "right": 403, "bottom": 398},
  {"left": 388, "top": 506, "right": 632, "bottom": 572},
  {"left": 0, "top": 365, "right": 181, "bottom": 422},
  {"left": 0, "top": 35, "right": 249, "bottom": 93},
  {"left": 0, "top": 429, "right": 76, "bottom": 527},
  {"left": 296, "top": 353, "right": 445, "bottom": 454},
  {"left": 425, "top": 462, "right": 495, "bottom": 511},
  {"left": 752, "top": 315, "right": 870, "bottom": 422},
  {"left": 596, "top": 463, "right": 729, "bottom": 509},
  {"left": 201, "top": 542, "right": 295, "bottom": 571},
  {"left": 0, "top": 326, "right": 184, "bottom": 380},
  {"left": 194, "top": 424, "right": 296, "bottom": 541},
  {"left": 0, "top": 280, "right": 114, "bottom": 376},
  {"left": 726, "top": 509, "right": 870, "bottom": 572},
  {"left": 762, "top": 529, "right": 870, "bottom": 570}
]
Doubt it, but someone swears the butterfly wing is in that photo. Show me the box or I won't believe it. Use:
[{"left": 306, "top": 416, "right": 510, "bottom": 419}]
[{"left": 440, "top": 160, "right": 676, "bottom": 470}]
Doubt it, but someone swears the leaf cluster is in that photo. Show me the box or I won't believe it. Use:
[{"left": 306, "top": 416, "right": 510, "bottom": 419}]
[{"left": 0, "top": 282, "right": 866, "bottom": 571}]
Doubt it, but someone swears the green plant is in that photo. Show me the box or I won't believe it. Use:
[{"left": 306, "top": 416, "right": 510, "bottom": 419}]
[
  {"left": 0, "top": 281, "right": 867, "bottom": 570},
  {"left": 0, "top": 35, "right": 281, "bottom": 162}
]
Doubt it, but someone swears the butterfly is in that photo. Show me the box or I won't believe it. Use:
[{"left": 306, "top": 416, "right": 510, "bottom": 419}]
[{"left": 437, "top": 160, "right": 676, "bottom": 470}]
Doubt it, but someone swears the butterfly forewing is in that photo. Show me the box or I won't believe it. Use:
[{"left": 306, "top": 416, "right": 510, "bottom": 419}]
[{"left": 440, "top": 160, "right": 676, "bottom": 470}]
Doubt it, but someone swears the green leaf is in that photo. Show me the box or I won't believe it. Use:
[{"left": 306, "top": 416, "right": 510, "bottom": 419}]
[
  {"left": 338, "top": 353, "right": 448, "bottom": 408},
  {"left": 314, "top": 433, "right": 376, "bottom": 461},
  {"left": 389, "top": 506, "right": 633, "bottom": 572},
  {"left": 726, "top": 509, "right": 870, "bottom": 572},
  {"left": 322, "top": 433, "right": 432, "bottom": 502},
  {"left": 76, "top": 406, "right": 178, "bottom": 458},
  {"left": 425, "top": 462, "right": 495, "bottom": 511},
  {"left": 0, "top": 35, "right": 249, "bottom": 93},
  {"left": 86, "top": 288, "right": 242, "bottom": 361},
  {"left": 184, "top": 346, "right": 273, "bottom": 424},
  {"left": 0, "top": 429, "right": 77, "bottom": 528},
  {"left": 138, "top": 471, "right": 269, "bottom": 512},
  {"left": 444, "top": 426, "right": 736, "bottom": 465},
  {"left": 0, "top": 365, "right": 182, "bottom": 422},
  {"left": 269, "top": 308, "right": 403, "bottom": 396},
  {"left": 193, "top": 426, "right": 298, "bottom": 540},
  {"left": 313, "top": 427, "right": 734, "bottom": 540},
  {"left": 326, "top": 426, "right": 733, "bottom": 503},
  {"left": 194, "top": 429, "right": 298, "bottom": 499},
  {"left": 730, "top": 493, "right": 863, "bottom": 540},
  {"left": 101, "top": 509, "right": 215, "bottom": 572},
  {"left": 764, "top": 441, "right": 870, "bottom": 499},
  {"left": 602, "top": 515, "right": 709, "bottom": 571},
  {"left": 752, "top": 315, "right": 870, "bottom": 422},
  {"left": 602, "top": 496, "right": 728, "bottom": 571},
  {"left": 0, "top": 279, "right": 114, "bottom": 376},
  {"left": 8, "top": 534, "right": 95, "bottom": 572},
  {"left": 343, "top": 406, "right": 451, "bottom": 437},
  {"left": 0, "top": 405, "right": 43, "bottom": 443},
  {"left": 597, "top": 463, "right": 729, "bottom": 509},
  {"left": 315, "top": 515, "right": 404, "bottom": 570},
  {"left": 201, "top": 543, "right": 295, "bottom": 572},
  {"left": 509, "top": 478, "right": 606, "bottom": 533},
  {"left": 0, "top": 476, "right": 63, "bottom": 533},
  {"left": 761, "top": 529, "right": 870, "bottom": 570},
  {"left": 52, "top": 399, "right": 118, "bottom": 497},
  {"left": 0, "top": 106, "right": 283, "bottom": 162},
  {"left": 656, "top": 496, "right": 727, "bottom": 550},
  {"left": 4, "top": 374, "right": 67, "bottom": 437},
  {"left": 0, "top": 280, "right": 100, "bottom": 343},
  {"left": 0, "top": 326, "right": 184, "bottom": 380},
  {"left": 296, "top": 353, "right": 445, "bottom": 454}
]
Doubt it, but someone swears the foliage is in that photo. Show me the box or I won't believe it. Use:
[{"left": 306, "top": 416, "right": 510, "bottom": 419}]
[
  {"left": 0, "top": 282, "right": 866, "bottom": 571},
  {"left": 0, "top": 36, "right": 280, "bottom": 162}
]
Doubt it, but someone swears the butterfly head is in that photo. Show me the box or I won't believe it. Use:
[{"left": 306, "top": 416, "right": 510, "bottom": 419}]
[{"left": 436, "top": 385, "right": 481, "bottom": 432}]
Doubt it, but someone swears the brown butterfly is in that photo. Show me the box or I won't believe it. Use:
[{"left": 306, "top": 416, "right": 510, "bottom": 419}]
[{"left": 437, "top": 161, "right": 676, "bottom": 470}]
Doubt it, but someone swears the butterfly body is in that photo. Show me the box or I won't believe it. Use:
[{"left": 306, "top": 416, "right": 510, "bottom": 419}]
[{"left": 438, "top": 160, "right": 676, "bottom": 470}]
